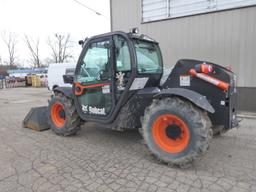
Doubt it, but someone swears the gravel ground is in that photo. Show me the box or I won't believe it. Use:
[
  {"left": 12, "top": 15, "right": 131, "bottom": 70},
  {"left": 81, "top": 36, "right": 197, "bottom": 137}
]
[{"left": 0, "top": 87, "right": 256, "bottom": 192}]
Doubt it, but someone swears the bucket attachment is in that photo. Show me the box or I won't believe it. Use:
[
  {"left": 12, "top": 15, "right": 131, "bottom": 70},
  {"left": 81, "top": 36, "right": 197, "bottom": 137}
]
[{"left": 23, "top": 106, "right": 50, "bottom": 131}]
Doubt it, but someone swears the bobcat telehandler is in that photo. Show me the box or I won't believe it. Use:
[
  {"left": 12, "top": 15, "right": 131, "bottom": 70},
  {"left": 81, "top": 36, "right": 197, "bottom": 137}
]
[{"left": 24, "top": 29, "right": 239, "bottom": 166}]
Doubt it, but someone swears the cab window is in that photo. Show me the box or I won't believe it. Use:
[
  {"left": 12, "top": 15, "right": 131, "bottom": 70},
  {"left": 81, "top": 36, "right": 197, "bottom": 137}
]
[
  {"left": 77, "top": 41, "right": 110, "bottom": 83},
  {"left": 134, "top": 39, "right": 162, "bottom": 74},
  {"left": 114, "top": 35, "right": 131, "bottom": 72}
]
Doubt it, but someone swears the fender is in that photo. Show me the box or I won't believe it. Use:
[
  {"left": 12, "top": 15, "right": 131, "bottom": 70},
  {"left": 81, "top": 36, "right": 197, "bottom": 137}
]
[
  {"left": 154, "top": 88, "right": 215, "bottom": 113},
  {"left": 53, "top": 87, "right": 74, "bottom": 99}
]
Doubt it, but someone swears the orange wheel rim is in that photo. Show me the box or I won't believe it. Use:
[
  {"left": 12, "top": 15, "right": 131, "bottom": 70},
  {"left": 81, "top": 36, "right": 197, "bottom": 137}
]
[
  {"left": 152, "top": 114, "right": 190, "bottom": 153},
  {"left": 51, "top": 102, "right": 66, "bottom": 127}
]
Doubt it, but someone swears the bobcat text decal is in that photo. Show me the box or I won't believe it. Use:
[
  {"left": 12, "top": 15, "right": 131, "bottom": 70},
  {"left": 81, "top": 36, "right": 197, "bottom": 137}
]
[{"left": 82, "top": 105, "right": 106, "bottom": 115}]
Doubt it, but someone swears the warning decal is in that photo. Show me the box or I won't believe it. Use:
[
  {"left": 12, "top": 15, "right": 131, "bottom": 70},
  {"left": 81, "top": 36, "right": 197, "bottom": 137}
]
[{"left": 180, "top": 76, "right": 190, "bottom": 86}]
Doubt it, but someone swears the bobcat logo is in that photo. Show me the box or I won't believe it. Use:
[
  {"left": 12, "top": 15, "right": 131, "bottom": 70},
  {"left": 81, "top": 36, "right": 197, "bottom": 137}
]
[{"left": 116, "top": 71, "right": 125, "bottom": 90}]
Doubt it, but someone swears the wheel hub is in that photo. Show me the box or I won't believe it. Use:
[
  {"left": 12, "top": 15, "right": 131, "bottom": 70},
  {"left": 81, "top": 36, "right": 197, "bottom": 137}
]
[
  {"left": 59, "top": 110, "right": 65, "bottom": 119},
  {"left": 152, "top": 114, "right": 190, "bottom": 153},
  {"left": 165, "top": 124, "right": 182, "bottom": 140},
  {"left": 51, "top": 102, "right": 66, "bottom": 127}
]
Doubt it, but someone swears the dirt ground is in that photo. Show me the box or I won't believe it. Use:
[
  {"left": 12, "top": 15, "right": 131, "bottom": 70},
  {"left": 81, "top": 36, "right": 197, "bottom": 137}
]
[{"left": 0, "top": 87, "right": 256, "bottom": 192}]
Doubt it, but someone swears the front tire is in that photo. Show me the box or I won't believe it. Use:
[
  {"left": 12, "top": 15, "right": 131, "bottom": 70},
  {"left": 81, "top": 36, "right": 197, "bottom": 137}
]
[
  {"left": 48, "top": 93, "right": 81, "bottom": 136},
  {"left": 142, "top": 97, "right": 211, "bottom": 167}
]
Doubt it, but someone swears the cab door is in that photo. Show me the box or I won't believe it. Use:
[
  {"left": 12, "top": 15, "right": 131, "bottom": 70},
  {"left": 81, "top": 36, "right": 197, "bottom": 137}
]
[
  {"left": 73, "top": 37, "right": 114, "bottom": 120},
  {"left": 113, "top": 35, "right": 133, "bottom": 103}
]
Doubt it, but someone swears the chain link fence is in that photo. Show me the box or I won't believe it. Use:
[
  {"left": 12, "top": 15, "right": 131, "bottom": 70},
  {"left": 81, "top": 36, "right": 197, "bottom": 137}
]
[{"left": 5, "top": 77, "right": 26, "bottom": 88}]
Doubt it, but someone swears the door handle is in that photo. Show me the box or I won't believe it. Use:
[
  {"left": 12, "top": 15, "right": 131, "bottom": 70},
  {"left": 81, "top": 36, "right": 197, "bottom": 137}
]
[{"left": 74, "top": 82, "right": 111, "bottom": 96}]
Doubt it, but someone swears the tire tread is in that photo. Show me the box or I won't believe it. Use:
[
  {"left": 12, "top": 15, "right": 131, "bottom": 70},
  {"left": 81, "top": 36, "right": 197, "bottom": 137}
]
[{"left": 142, "top": 97, "right": 212, "bottom": 167}]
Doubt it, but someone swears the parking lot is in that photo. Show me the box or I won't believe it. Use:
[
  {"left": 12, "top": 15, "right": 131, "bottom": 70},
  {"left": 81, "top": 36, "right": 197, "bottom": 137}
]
[{"left": 0, "top": 87, "right": 256, "bottom": 192}]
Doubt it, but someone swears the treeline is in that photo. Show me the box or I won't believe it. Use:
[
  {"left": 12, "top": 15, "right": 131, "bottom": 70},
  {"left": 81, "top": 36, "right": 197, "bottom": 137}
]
[{"left": 0, "top": 32, "right": 76, "bottom": 68}]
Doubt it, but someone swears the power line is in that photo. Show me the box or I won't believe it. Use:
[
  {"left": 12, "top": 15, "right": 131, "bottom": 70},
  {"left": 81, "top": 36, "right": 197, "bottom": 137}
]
[{"left": 72, "top": 0, "right": 109, "bottom": 20}]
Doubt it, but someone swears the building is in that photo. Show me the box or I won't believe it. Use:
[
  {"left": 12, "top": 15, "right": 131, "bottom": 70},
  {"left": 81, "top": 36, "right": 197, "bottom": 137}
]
[{"left": 110, "top": 0, "right": 256, "bottom": 112}]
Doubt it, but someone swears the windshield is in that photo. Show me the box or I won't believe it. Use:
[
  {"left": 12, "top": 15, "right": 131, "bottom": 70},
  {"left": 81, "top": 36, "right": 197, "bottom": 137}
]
[{"left": 134, "top": 39, "right": 162, "bottom": 74}]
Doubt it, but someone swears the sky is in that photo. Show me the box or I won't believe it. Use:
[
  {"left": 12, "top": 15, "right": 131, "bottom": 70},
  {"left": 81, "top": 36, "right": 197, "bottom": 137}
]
[{"left": 0, "top": 0, "right": 110, "bottom": 67}]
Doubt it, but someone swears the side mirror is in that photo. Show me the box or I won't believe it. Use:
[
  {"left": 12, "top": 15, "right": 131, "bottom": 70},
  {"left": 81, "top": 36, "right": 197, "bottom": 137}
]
[
  {"left": 78, "top": 40, "right": 84, "bottom": 47},
  {"left": 78, "top": 37, "right": 88, "bottom": 47},
  {"left": 63, "top": 74, "right": 74, "bottom": 84}
]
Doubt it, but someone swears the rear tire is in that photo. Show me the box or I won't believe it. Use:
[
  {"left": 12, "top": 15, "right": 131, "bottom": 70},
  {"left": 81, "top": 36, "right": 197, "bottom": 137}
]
[
  {"left": 48, "top": 93, "right": 81, "bottom": 136},
  {"left": 142, "top": 97, "right": 211, "bottom": 167}
]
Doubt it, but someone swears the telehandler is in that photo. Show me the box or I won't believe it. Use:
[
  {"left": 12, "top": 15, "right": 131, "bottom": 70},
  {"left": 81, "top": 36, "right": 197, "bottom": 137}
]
[{"left": 24, "top": 29, "right": 239, "bottom": 166}]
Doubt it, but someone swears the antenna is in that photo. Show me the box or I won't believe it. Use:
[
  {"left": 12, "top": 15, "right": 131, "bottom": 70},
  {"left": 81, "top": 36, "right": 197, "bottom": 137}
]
[{"left": 72, "top": 0, "right": 109, "bottom": 20}]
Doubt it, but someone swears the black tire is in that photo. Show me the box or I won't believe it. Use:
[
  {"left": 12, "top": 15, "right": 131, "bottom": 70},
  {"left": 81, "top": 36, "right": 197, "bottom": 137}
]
[
  {"left": 52, "top": 85, "right": 58, "bottom": 90},
  {"left": 48, "top": 93, "right": 81, "bottom": 136},
  {"left": 142, "top": 97, "right": 212, "bottom": 167}
]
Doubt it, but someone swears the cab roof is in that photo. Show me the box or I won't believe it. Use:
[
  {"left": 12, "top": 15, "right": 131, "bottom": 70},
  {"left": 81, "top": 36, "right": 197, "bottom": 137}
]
[{"left": 85, "top": 31, "right": 159, "bottom": 45}]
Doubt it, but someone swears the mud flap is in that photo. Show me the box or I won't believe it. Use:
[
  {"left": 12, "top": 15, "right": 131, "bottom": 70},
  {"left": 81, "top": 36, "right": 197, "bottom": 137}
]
[{"left": 23, "top": 106, "right": 50, "bottom": 131}]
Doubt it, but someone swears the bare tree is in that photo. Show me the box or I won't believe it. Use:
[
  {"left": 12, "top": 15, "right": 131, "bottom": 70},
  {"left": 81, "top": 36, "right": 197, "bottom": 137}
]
[
  {"left": 24, "top": 35, "right": 41, "bottom": 67},
  {"left": 47, "top": 33, "right": 73, "bottom": 63},
  {"left": 1, "top": 32, "right": 18, "bottom": 67}
]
